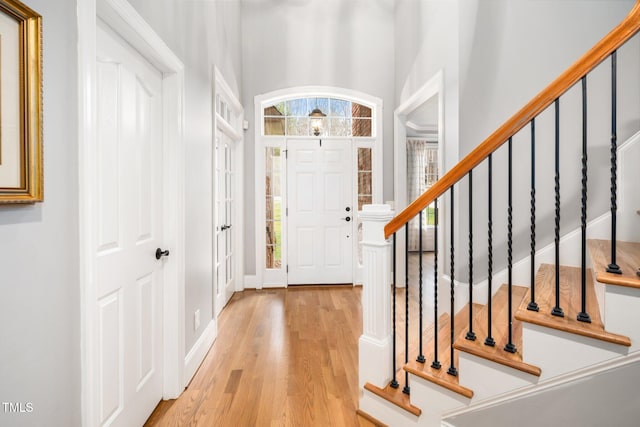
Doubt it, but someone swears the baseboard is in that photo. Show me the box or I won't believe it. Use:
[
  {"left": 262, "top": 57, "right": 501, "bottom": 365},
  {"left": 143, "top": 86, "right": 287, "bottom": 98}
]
[{"left": 183, "top": 318, "right": 217, "bottom": 387}]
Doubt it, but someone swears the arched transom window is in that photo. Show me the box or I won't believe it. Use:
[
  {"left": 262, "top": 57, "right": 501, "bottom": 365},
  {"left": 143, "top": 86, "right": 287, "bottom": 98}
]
[{"left": 263, "top": 97, "right": 373, "bottom": 137}]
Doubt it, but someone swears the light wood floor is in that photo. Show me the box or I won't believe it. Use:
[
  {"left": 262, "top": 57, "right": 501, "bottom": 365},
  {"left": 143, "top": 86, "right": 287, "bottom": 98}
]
[{"left": 145, "top": 286, "right": 377, "bottom": 427}]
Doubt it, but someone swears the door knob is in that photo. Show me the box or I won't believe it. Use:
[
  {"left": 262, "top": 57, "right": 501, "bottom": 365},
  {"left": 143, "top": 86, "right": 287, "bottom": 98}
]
[
  {"left": 155, "top": 248, "right": 170, "bottom": 260},
  {"left": 341, "top": 216, "right": 351, "bottom": 222},
  {"left": 345, "top": 207, "right": 351, "bottom": 212}
]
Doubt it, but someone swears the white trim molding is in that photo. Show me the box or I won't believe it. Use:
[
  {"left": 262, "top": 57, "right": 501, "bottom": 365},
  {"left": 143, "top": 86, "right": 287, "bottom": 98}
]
[
  {"left": 183, "top": 319, "right": 218, "bottom": 386},
  {"left": 78, "top": 1, "right": 186, "bottom": 425}
]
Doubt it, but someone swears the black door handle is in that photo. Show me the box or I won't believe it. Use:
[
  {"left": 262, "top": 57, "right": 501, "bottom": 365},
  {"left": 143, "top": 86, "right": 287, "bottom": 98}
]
[
  {"left": 156, "top": 248, "right": 170, "bottom": 260},
  {"left": 340, "top": 216, "right": 351, "bottom": 222}
]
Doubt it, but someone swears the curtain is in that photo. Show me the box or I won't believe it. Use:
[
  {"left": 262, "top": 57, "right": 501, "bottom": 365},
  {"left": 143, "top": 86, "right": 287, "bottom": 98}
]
[{"left": 407, "top": 138, "right": 438, "bottom": 251}]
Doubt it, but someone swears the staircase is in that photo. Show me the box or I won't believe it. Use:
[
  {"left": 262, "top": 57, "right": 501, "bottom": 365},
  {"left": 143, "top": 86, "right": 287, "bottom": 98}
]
[{"left": 357, "top": 3, "right": 640, "bottom": 426}]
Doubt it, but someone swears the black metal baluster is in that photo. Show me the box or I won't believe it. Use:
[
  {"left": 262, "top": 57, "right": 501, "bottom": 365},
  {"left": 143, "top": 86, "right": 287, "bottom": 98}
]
[
  {"left": 417, "top": 211, "right": 426, "bottom": 363},
  {"left": 391, "top": 233, "right": 399, "bottom": 388},
  {"left": 448, "top": 187, "right": 458, "bottom": 376},
  {"left": 552, "top": 99, "right": 565, "bottom": 317},
  {"left": 504, "top": 138, "right": 517, "bottom": 354},
  {"left": 466, "top": 171, "right": 476, "bottom": 341},
  {"left": 432, "top": 198, "right": 442, "bottom": 369},
  {"left": 578, "top": 77, "right": 592, "bottom": 323},
  {"left": 485, "top": 155, "right": 496, "bottom": 347},
  {"left": 404, "top": 224, "right": 410, "bottom": 395},
  {"left": 528, "top": 119, "right": 539, "bottom": 312},
  {"left": 607, "top": 51, "right": 622, "bottom": 275}
]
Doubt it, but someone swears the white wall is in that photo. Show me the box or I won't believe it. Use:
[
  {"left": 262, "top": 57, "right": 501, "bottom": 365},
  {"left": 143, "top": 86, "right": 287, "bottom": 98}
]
[
  {"left": 458, "top": 0, "right": 637, "bottom": 280},
  {"left": 395, "top": 0, "right": 637, "bottom": 282},
  {"left": 395, "top": 0, "right": 460, "bottom": 175},
  {"left": 127, "top": 0, "right": 243, "bottom": 353},
  {"left": 0, "top": 0, "right": 81, "bottom": 425},
  {"left": 241, "top": 0, "right": 396, "bottom": 275}
]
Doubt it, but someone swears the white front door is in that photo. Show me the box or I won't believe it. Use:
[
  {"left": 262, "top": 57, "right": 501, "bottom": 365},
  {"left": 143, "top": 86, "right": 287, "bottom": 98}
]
[
  {"left": 94, "top": 22, "right": 164, "bottom": 426},
  {"left": 214, "top": 131, "right": 235, "bottom": 316},
  {"left": 287, "top": 139, "right": 354, "bottom": 285}
]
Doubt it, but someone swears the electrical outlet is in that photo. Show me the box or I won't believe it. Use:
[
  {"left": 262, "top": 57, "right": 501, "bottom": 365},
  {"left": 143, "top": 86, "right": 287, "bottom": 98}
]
[{"left": 194, "top": 309, "right": 200, "bottom": 331}]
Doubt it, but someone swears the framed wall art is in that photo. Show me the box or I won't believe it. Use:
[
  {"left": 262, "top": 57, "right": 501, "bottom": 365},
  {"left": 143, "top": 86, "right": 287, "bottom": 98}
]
[{"left": 0, "top": 0, "right": 42, "bottom": 204}]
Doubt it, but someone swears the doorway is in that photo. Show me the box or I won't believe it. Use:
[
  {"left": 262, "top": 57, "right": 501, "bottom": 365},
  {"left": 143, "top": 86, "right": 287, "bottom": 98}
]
[
  {"left": 213, "top": 68, "right": 243, "bottom": 317},
  {"left": 79, "top": 1, "right": 185, "bottom": 425},
  {"left": 255, "top": 87, "right": 383, "bottom": 288},
  {"left": 394, "top": 72, "right": 444, "bottom": 287},
  {"left": 287, "top": 139, "right": 354, "bottom": 285}
]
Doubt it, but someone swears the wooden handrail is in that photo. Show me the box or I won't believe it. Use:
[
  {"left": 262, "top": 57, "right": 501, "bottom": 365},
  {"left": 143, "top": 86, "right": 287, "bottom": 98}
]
[{"left": 385, "top": 0, "right": 640, "bottom": 239}]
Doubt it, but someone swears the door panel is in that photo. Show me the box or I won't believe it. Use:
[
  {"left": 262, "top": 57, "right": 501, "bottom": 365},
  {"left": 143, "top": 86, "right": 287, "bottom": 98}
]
[
  {"left": 214, "top": 131, "right": 235, "bottom": 316},
  {"left": 96, "top": 22, "right": 164, "bottom": 427},
  {"left": 287, "top": 139, "right": 353, "bottom": 284}
]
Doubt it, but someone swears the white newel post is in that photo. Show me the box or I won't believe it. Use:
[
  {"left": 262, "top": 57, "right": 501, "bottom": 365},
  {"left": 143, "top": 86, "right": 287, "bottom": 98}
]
[{"left": 359, "top": 204, "right": 395, "bottom": 389}]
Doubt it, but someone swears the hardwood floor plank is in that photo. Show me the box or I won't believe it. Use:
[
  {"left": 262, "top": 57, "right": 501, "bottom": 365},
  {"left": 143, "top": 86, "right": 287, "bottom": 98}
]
[{"left": 145, "top": 287, "right": 365, "bottom": 426}]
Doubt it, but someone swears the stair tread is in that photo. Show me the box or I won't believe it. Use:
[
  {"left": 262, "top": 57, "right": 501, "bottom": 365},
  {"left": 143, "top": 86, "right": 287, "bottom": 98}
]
[
  {"left": 588, "top": 239, "right": 640, "bottom": 289},
  {"left": 403, "top": 305, "right": 480, "bottom": 399},
  {"left": 454, "top": 285, "right": 541, "bottom": 376},
  {"left": 515, "top": 264, "right": 631, "bottom": 346},
  {"left": 363, "top": 382, "right": 422, "bottom": 417}
]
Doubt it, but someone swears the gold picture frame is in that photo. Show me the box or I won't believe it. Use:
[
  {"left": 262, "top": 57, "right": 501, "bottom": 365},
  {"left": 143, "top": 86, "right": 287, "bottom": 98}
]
[{"left": 0, "top": 0, "right": 42, "bottom": 204}]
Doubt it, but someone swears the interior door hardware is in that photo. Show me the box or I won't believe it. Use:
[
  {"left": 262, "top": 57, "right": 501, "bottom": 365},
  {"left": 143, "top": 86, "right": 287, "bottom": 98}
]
[
  {"left": 340, "top": 216, "right": 351, "bottom": 222},
  {"left": 155, "top": 248, "right": 170, "bottom": 260},
  {"left": 345, "top": 207, "right": 351, "bottom": 212}
]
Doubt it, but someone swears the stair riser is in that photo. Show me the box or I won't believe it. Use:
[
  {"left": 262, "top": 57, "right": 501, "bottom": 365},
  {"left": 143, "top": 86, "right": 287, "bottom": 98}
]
[
  {"left": 458, "top": 353, "right": 538, "bottom": 401},
  {"left": 605, "top": 286, "right": 640, "bottom": 352},
  {"left": 360, "top": 391, "right": 421, "bottom": 427},
  {"left": 522, "top": 323, "right": 628, "bottom": 379}
]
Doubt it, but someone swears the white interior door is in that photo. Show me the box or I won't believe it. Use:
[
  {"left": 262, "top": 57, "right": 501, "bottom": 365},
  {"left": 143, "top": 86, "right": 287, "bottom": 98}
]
[
  {"left": 287, "top": 139, "right": 354, "bottom": 285},
  {"left": 94, "top": 22, "right": 165, "bottom": 427},
  {"left": 214, "top": 131, "right": 235, "bottom": 316}
]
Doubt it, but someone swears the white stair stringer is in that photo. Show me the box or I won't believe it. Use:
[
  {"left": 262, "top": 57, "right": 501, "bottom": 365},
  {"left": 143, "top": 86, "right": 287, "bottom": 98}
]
[
  {"left": 457, "top": 354, "right": 538, "bottom": 401},
  {"left": 359, "top": 389, "right": 421, "bottom": 427},
  {"left": 521, "top": 323, "right": 629, "bottom": 380}
]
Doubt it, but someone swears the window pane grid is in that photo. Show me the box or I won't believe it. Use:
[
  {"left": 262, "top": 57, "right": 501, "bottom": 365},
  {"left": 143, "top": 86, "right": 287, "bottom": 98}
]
[{"left": 264, "top": 97, "right": 372, "bottom": 137}]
